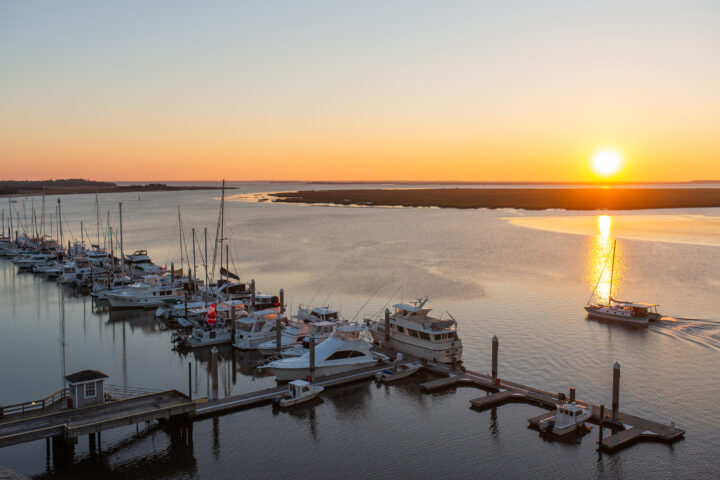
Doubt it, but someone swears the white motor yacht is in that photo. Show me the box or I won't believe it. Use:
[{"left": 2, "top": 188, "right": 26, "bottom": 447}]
[
  {"left": 366, "top": 298, "right": 462, "bottom": 364},
  {"left": 256, "top": 320, "right": 336, "bottom": 356},
  {"left": 232, "top": 308, "right": 286, "bottom": 350},
  {"left": 262, "top": 324, "right": 380, "bottom": 381},
  {"left": 105, "top": 275, "right": 184, "bottom": 309},
  {"left": 124, "top": 250, "right": 165, "bottom": 277}
]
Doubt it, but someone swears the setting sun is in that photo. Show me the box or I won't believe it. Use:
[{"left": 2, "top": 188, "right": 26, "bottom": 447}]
[{"left": 592, "top": 149, "right": 623, "bottom": 177}]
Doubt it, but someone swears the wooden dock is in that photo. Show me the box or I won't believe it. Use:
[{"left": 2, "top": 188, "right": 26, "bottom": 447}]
[
  {"left": 0, "top": 390, "right": 194, "bottom": 448},
  {"left": 195, "top": 364, "right": 390, "bottom": 418},
  {"left": 421, "top": 362, "right": 684, "bottom": 452}
]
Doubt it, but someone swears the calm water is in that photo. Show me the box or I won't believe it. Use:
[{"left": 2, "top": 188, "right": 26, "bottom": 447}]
[{"left": 1, "top": 183, "right": 718, "bottom": 479}]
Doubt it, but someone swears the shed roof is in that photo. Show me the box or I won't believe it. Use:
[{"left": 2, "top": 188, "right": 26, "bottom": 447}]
[{"left": 64, "top": 370, "right": 109, "bottom": 384}]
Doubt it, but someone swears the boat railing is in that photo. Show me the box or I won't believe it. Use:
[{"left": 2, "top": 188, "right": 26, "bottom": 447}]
[{"left": 0, "top": 388, "right": 68, "bottom": 417}]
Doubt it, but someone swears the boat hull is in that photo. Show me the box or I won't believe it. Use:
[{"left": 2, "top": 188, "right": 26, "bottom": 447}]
[
  {"left": 584, "top": 306, "right": 649, "bottom": 326},
  {"left": 271, "top": 361, "right": 378, "bottom": 382},
  {"left": 369, "top": 330, "right": 462, "bottom": 363}
]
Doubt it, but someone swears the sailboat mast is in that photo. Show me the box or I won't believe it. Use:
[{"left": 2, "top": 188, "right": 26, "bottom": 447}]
[
  {"left": 609, "top": 240, "right": 617, "bottom": 303},
  {"left": 96, "top": 192, "right": 101, "bottom": 249},
  {"left": 8, "top": 198, "right": 13, "bottom": 242},
  {"left": 41, "top": 192, "right": 46, "bottom": 242},
  {"left": 58, "top": 198, "right": 63, "bottom": 247},
  {"left": 192, "top": 227, "right": 197, "bottom": 295},
  {"left": 204, "top": 227, "right": 208, "bottom": 290},
  {"left": 219, "top": 180, "right": 225, "bottom": 283},
  {"left": 178, "top": 206, "right": 183, "bottom": 272},
  {"left": 119, "top": 203, "right": 124, "bottom": 281}
]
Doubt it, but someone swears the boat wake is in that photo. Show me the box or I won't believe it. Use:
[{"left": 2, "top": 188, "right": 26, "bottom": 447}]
[{"left": 650, "top": 317, "right": 720, "bottom": 352}]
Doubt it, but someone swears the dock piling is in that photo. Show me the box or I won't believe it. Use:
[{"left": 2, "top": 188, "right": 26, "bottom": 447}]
[
  {"left": 275, "top": 315, "right": 282, "bottom": 354},
  {"left": 188, "top": 362, "right": 192, "bottom": 401},
  {"left": 491, "top": 336, "right": 498, "bottom": 379},
  {"left": 250, "top": 279, "right": 256, "bottom": 311},
  {"left": 612, "top": 362, "right": 620, "bottom": 419},
  {"left": 309, "top": 334, "right": 316, "bottom": 381},
  {"left": 279, "top": 288, "right": 285, "bottom": 313},
  {"left": 230, "top": 304, "right": 236, "bottom": 339},
  {"left": 569, "top": 387, "right": 575, "bottom": 403},
  {"left": 384, "top": 309, "right": 391, "bottom": 347},
  {"left": 598, "top": 404, "right": 605, "bottom": 448},
  {"left": 211, "top": 347, "right": 219, "bottom": 401}
]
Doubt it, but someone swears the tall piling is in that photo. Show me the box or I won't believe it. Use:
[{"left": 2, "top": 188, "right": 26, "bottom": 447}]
[
  {"left": 230, "top": 304, "right": 236, "bottom": 340},
  {"left": 569, "top": 387, "right": 576, "bottom": 403},
  {"left": 384, "top": 309, "right": 391, "bottom": 347},
  {"left": 598, "top": 404, "right": 605, "bottom": 447},
  {"left": 279, "top": 288, "right": 285, "bottom": 313},
  {"left": 250, "top": 279, "right": 256, "bottom": 312},
  {"left": 211, "top": 346, "right": 219, "bottom": 401},
  {"left": 188, "top": 362, "right": 192, "bottom": 401},
  {"left": 612, "top": 362, "right": 620, "bottom": 419},
  {"left": 491, "top": 336, "right": 498, "bottom": 379},
  {"left": 275, "top": 314, "right": 282, "bottom": 354},
  {"left": 309, "top": 334, "right": 316, "bottom": 381}
]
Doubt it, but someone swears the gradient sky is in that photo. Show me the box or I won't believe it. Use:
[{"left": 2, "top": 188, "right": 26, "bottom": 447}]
[{"left": 1, "top": 1, "right": 718, "bottom": 182}]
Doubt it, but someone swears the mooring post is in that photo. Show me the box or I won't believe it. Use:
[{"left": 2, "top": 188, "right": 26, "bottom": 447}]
[
  {"left": 230, "top": 303, "right": 236, "bottom": 340},
  {"left": 275, "top": 314, "right": 282, "bottom": 354},
  {"left": 612, "top": 362, "right": 620, "bottom": 420},
  {"left": 250, "top": 279, "right": 256, "bottom": 311},
  {"left": 184, "top": 293, "right": 188, "bottom": 320},
  {"left": 309, "top": 334, "right": 316, "bottom": 381},
  {"left": 171, "top": 262, "right": 175, "bottom": 284},
  {"left": 211, "top": 346, "right": 219, "bottom": 400},
  {"left": 88, "top": 432, "right": 96, "bottom": 456},
  {"left": 598, "top": 404, "right": 605, "bottom": 447},
  {"left": 384, "top": 308, "right": 391, "bottom": 347},
  {"left": 491, "top": 336, "right": 498, "bottom": 379},
  {"left": 279, "top": 288, "right": 285, "bottom": 313},
  {"left": 569, "top": 387, "right": 576, "bottom": 403},
  {"left": 188, "top": 362, "right": 192, "bottom": 401}
]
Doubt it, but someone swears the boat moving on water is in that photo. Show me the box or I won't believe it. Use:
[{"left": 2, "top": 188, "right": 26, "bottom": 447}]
[{"left": 585, "top": 240, "right": 662, "bottom": 326}]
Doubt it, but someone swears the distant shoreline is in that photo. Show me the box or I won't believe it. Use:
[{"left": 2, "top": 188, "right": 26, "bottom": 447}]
[
  {"left": 269, "top": 188, "right": 720, "bottom": 210},
  {"left": 0, "top": 180, "right": 228, "bottom": 197}
]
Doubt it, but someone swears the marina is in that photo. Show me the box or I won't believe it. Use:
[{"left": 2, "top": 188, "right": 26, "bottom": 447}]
[{"left": 0, "top": 186, "right": 717, "bottom": 479}]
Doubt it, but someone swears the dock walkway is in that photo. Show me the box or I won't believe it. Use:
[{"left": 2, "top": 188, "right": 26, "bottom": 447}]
[{"left": 0, "top": 390, "right": 193, "bottom": 448}]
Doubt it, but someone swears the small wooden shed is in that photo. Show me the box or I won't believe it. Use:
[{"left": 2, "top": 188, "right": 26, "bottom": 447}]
[{"left": 65, "top": 370, "right": 108, "bottom": 409}]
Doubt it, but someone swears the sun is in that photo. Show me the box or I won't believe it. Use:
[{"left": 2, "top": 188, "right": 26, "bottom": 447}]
[{"left": 592, "top": 149, "right": 623, "bottom": 177}]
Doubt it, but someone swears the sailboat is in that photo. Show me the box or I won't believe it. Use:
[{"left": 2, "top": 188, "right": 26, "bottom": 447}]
[{"left": 584, "top": 240, "right": 661, "bottom": 326}]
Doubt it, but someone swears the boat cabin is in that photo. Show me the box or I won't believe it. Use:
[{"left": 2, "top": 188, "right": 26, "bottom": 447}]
[
  {"left": 65, "top": 370, "right": 108, "bottom": 408},
  {"left": 288, "top": 379, "right": 313, "bottom": 398}
]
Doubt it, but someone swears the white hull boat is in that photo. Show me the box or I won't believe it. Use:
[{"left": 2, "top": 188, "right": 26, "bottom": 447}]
[
  {"left": 274, "top": 380, "right": 324, "bottom": 408},
  {"left": 535, "top": 402, "right": 592, "bottom": 436},
  {"left": 375, "top": 361, "right": 422, "bottom": 383}
]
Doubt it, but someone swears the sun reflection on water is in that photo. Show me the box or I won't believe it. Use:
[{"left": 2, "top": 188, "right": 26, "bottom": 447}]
[{"left": 587, "top": 215, "right": 623, "bottom": 302}]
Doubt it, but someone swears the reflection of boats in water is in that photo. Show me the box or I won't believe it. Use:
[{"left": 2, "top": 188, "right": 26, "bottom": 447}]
[{"left": 585, "top": 240, "right": 662, "bottom": 326}]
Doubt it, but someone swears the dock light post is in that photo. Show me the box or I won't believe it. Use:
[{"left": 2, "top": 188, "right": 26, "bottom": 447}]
[
  {"left": 384, "top": 309, "right": 391, "bottom": 347},
  {"left": 491, "top": 336, "right": 498, "bottom": 380},
  {"left": 612, "top": 362, "right": 620, "bottom": 420}
]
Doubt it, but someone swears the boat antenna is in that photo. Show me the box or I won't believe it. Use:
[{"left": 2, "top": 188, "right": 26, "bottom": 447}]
[{"left": 351, "top": 284, "right": 384, "bottom": 321}]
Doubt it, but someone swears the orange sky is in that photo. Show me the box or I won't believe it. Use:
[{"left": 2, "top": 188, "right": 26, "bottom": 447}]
[{"left": 1, "top": 2, "right": 718, "bottom": 182}]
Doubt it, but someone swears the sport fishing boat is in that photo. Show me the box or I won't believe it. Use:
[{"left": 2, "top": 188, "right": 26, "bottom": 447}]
[
  {"left": 105, "top": 275, "right": 184, "bottom": 310},
  {"left": 262, "top": 324, "right": 382, "bottom": 381},
  {"left": 232, "top": 308, "right": 286, "bottom": 350},
  {"left": 366, "top": 298, "right": 462, "bottom": 364},
  {"left": 535, "top": 402, "right": 592, "bottom": 436},
  {"left": 585, "top": 240, "right": 662, "bottom": 326}
]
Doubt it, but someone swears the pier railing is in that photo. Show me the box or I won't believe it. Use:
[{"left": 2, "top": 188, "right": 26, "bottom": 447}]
[
  {"left": 0, "top": 388, "right": 67, "bottom": 417},
  {"left": 104, "top": 384, "right": 165, "bottom": 400}
]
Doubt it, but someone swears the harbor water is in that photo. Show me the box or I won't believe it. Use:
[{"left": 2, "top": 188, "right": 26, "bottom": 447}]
[{"left": 0, "top": 183, "right": 718, "bottom": 479}]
